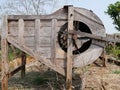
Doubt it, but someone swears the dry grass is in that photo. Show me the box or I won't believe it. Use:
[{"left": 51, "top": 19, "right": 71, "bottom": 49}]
[{"left": 0, "top": 57, "right": 120, "bottom": 90}]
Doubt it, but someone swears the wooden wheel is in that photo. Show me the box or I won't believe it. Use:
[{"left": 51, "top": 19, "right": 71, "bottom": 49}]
[{"left": 58, "top": 21, "right": 92, "bottom": 55}]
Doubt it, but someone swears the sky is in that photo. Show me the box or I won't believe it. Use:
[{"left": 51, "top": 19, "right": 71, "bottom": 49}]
[
  {"left": 0, "top": 0, "right": 119, "bottom": 34},
  {"left": 51, "top": 0, "right": 119, "bottom": 34}
]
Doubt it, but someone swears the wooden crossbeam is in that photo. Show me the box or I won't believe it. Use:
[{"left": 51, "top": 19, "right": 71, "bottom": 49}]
[
  {"left": 69, "top": 30, "right": 120, "bottom": 42},
  {"left": 7, "top": 15, "right": 67, "bottom": 20},
  {"left": 8, "top": 65, "right": 24, "bottom": 78}
]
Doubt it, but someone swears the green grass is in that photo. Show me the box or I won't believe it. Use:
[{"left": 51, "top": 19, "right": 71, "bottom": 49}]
[
  {"left": 33, "top": 76, "right": 49, "bottom": 85},
  {"left": 8, "top": 45, "right": 22, "bottom": 61},
  {"left": 112, "top": 70, "right": 120, "bottom": 74},
  {"left": 106, "top": 45, "right": 120, "bottom": 59}
]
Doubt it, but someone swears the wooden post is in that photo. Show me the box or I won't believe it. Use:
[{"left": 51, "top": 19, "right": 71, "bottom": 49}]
[
  {"left": 102, "top": 48, "right": 107, "bottom": 67},
  {"left": 51, "top": 19, "right": 57, "bottom": 63},
  {"left": 1, "top": 16, "right": 9, "bottom": 90},
  {"left": 66, "top": 6, "right": 74, "bottom": 90},
  {"left": 21, "top": 52, "right": 26, "bottom": 78},
  {"left": 100, "top": 47, "right": 107, "bottom": 67}
]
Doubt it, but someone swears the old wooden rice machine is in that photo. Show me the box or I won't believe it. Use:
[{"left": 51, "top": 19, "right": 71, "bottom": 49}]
[{"left": 1, "top": 5, "right": 120, "bottom": 90}]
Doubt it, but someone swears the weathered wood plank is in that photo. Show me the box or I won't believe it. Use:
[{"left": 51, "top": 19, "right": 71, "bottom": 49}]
[
  {"left": 7, "top": 36, "right": 51, "bottom": 58},
  {"left": 35, "top": 56, "right": 65, "bottom": 76},
  {"left": 39, "top": 27, "right": 52, "bottom": 36},
  {"left": 9, "top": 26, "right": 52, "bottom": 37},
  {"left": 66, "top": 6, "right": 74, "bottom": 90},
  {"left": 9, "top": 27, "right": 35, "bottom": 36},
  {"left": 25, "top": 36, "right": 51, "bottom": 47},
  {"left": 7, "top": 36, "right": 51, "bottom": 47},
  {"left": 74, "top": 8, "right": 103, "bottom": 26},
  {"left": 51, "top": 19, "right": 57, "bottom": 63},
  {"left": 8, "top": 20, "right": 18, "bottom": 27},
  {"left": 7, "top": 13, "right": 67, "bottom": 20},
  {"left": 8, "top": 20, "right": 67, "bottom": 27},
  {"left": 56, "top": 43, "right": 66, "bottom": 58},
  {"left": 35, "top": 19, "right": 40, "bottom": 51},
  {"left": 18, "top": 19, "right": 24, "bottom": 45},
  {"left": 38, "top": 47, "right": 51, "bottom": 58},
  {"left": 1, "top": 16, "right": 9, "bottom": 90}
]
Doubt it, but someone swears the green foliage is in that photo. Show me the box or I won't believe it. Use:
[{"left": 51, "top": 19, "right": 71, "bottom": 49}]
[
  {"left": 105, "top": 1, "right": 120, "bottom": 31},
  {"left": 8, "top": 45, "right": 22, "bottom": 61},
  {"left": 112, "top": 70, "right": 120, "bottom": 74},
  {"left": 106, "top": 44, "right": 120, "bottom": 59}
]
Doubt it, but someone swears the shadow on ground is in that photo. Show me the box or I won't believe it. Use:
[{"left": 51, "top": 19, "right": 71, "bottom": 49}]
[{"left": 0, "top": 70, "right": 82, "bottom": 90}]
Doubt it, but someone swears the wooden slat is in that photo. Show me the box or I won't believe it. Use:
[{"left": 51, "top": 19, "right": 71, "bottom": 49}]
[
  {"left": 51, "top": 19, "right": 57, "bottom": 63},
  {"left": 18, "top": 19, "right": 24, "bottom": 45},
  {"left": 74, "top": 8, "right": 103, "bottom": 26},
  {"left": 37, "top": 47, "right": 51, "bottom": 58},
  {"left": 35, "top": 19, "right": 40, "bottom": 51},
  {"left": 66, "top": 6, "right": 74, "bottom": 90},
  {"left": 9, "top": 26, "right": 52, "bottom": 37},
  {"left": 8, "top": 20, "right": 66, "bottom": 27},
  {"left": 1, "top": 16, "right": 9, "bottom": 90}
]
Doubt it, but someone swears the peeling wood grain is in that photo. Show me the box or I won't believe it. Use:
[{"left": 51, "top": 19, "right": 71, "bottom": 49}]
[{"left": 18, "top": 19, "right": 24, "bottom": 46}]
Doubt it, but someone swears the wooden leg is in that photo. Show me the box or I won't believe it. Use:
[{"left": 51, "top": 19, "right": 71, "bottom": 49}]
[
  {"left": 66, "top": 78, "right": 72, "bottom": 90},
  {"left": 101, "top": 48, "right": 107, "bottom": 67},
  {"left": 1, "top": 38, "right": 9, "bottom": 90},
  {"left": 1, "top": 16, "right": 9, "bottom": 90},
  {"left": 103, "top": 56, "right": 107, "bottom": 67},
  {"left": 21, "top": 52, "right": 26, "bottom": 78},
  {"left": 2, "top": 75, "right": 8, "bottom": 90}
]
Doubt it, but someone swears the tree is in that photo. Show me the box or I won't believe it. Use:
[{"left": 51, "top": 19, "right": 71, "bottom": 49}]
[
  {"left": 105, "top": 1, "right": 120, "bottom": 31},
  {"left": 0, "top": 0, "right": 56, "bottom": 15}
]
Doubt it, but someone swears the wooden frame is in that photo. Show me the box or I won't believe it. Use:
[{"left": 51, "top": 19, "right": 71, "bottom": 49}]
[{"left": 2, "top": 6, "right": 119, "bottom": 90}]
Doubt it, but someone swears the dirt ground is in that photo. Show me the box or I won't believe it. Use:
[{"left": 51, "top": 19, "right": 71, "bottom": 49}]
[{"left": 0, "top": 57, "right": 120, "bottom": 90}]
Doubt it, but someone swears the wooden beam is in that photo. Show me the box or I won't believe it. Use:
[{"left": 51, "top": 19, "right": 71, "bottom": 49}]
[
  {"left": 69, "top": 30, "right": 120, "bottom": 42},
  {"left": 1, "top": 16, "right": 9, "bottom": 90},
  {"left": 51, "top": 19, "right": 57, "bottom": 63},
  {"left": 8, "top": 65, "right": 25, "bottom": 78},
  {"left": 7, "top": 15, "right": 67, "bottom": 20},
  {"left": 21, "top": 52, "right": 26, "bottom": 78},
  {"left": 7, "top": 36, "right": 34, "bottom": 57},
  {"left": 66, "top": 6, "right": 74, "bottom": 90},
  {"left": 18, "top": 19, "right": 24, "bottom": 46}
]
